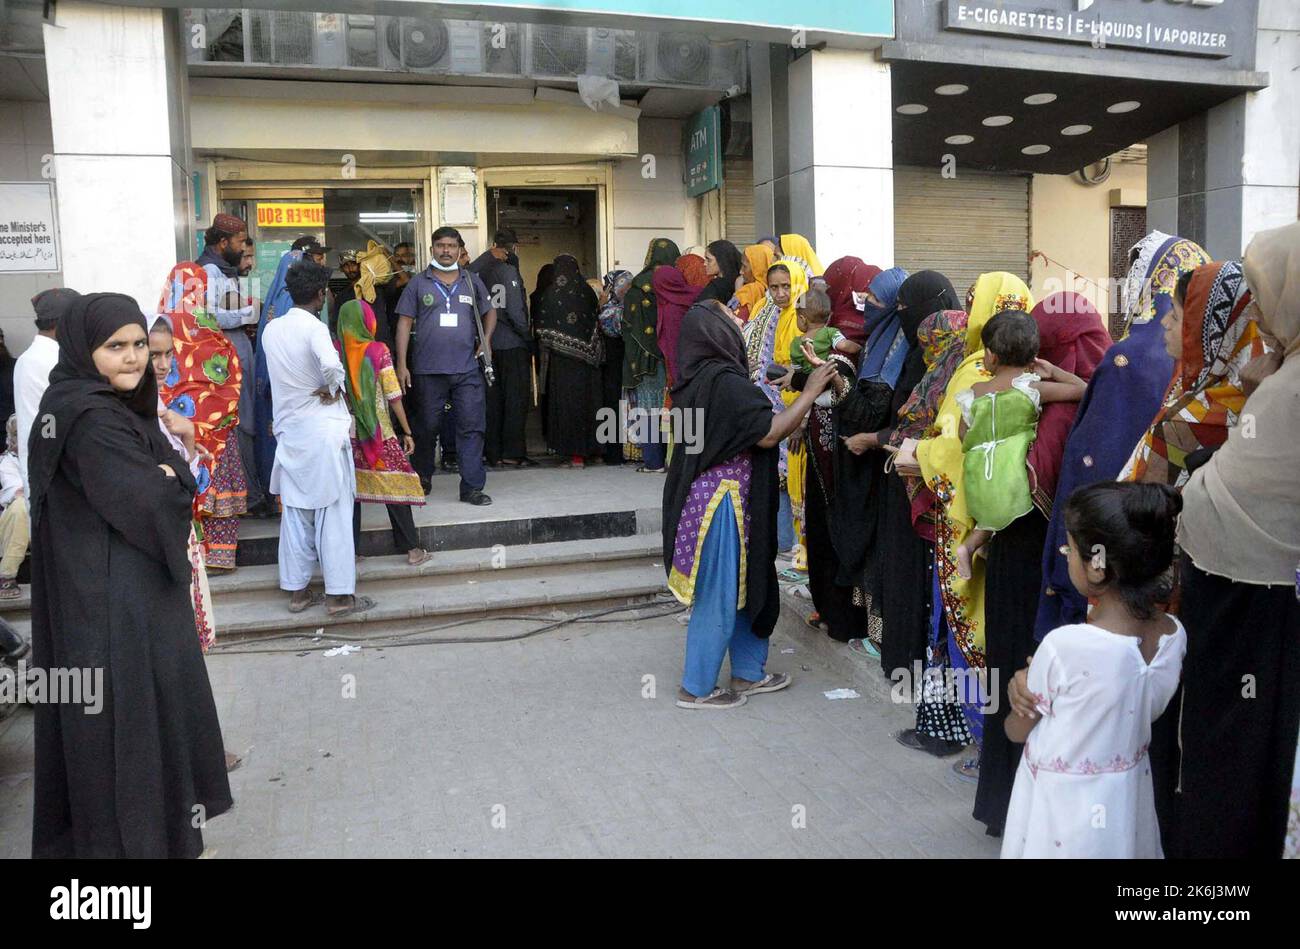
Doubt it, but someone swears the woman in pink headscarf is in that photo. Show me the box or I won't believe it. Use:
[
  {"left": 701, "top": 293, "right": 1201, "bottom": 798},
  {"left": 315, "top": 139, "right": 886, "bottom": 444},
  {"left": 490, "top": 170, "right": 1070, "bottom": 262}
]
[
  {"left": 654, "top": 264, "right": 705, "bottom": 384},
  {"left": 823, "top": 256, "right": 882, "bottom": 346}
]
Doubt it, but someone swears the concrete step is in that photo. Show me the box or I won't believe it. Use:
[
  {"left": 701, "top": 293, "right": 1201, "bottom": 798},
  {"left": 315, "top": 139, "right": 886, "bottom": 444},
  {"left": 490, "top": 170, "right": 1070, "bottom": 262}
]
[
  {"left": 0, "top": 535, "right": 663, "bottom": 617},
  {"left": 207, "top": 556, "right": 668, "bottom": 643},
  {"left": 0, "top": 540, "right": 670, "bottom": 644}
]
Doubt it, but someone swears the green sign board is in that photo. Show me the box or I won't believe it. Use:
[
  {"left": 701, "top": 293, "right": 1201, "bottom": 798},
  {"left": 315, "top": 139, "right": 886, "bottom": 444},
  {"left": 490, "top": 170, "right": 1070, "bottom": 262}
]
[{"left": 685, "top": 106, "right": 722, "bottom": 198}]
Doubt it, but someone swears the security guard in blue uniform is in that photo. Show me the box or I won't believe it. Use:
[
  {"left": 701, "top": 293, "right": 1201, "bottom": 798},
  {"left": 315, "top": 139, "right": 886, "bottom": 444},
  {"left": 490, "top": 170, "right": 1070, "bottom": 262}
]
[{"left": 395, "top": 226, "right": 497, "bottom": 505}]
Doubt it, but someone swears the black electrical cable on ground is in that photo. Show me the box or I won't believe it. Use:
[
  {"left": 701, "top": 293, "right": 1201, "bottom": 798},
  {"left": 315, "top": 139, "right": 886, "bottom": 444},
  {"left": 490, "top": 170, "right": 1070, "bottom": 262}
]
[{"left": 207, "top": 597, "right": 687, "bottom": 656}]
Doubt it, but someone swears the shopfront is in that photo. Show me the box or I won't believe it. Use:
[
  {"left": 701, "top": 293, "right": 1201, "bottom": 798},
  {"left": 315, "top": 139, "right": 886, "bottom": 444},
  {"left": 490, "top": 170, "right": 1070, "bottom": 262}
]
[{"left": 2, "top": 0, "right": 1296, "bottom": 335}]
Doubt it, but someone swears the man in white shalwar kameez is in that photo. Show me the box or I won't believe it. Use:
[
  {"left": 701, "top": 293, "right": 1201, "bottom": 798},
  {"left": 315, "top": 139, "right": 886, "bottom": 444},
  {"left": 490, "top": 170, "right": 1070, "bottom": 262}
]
[{"left": 261, "top": 260, "right": 369, "bottom": 616}]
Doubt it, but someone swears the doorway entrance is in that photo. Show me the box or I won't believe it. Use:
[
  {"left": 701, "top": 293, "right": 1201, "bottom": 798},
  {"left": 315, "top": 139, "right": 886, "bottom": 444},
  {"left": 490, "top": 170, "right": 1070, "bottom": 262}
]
[{"left": 488, "top": 187, "right": 600, "bottom": 296}]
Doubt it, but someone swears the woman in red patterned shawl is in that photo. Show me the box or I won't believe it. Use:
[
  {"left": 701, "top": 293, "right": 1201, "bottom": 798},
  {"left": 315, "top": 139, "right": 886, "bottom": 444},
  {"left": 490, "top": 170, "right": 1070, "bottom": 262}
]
[
  {"left": 158, "top": 262, "right": 246, "bottom": 571},
  {"left": 823, "top": 256, "right": 881, "bottom": 346}
]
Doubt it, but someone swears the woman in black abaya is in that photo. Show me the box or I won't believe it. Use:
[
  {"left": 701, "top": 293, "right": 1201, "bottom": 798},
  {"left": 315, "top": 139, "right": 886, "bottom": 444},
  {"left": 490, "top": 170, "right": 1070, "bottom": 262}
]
[
  {"left": 533, "top": 255, "right": 604, "bottom": 465},
  {"left": 28, "top": 292, "right": 232, "bottom": 858}
]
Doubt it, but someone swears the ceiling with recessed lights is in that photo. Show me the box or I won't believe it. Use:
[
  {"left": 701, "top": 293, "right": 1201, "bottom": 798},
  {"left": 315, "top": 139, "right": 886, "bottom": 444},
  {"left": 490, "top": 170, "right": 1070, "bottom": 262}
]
[{"left": 888, "top": 60, "right": 1251, "bottom": 174}]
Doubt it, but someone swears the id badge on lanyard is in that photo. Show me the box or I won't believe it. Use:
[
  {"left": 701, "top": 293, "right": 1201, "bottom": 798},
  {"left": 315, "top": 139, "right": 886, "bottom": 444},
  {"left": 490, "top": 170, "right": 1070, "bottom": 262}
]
[{"left": 434, "top": 278, "right": 460, "bottom": 328}]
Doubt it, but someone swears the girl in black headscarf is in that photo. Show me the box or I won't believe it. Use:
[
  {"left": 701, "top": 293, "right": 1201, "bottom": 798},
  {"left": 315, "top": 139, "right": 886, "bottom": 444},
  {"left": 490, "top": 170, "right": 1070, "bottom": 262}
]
[
  {"left": 664, "top": 301, "right": 836, "bottom": 708},
  {"left": 27, "top": 292, "right": 232, "bottom": 858},
  {"left": 533, "top": 255, "right": 604, "bottom": 466},
  {"left": 698, "top": 239, "right": 745, "bottom": 306}
]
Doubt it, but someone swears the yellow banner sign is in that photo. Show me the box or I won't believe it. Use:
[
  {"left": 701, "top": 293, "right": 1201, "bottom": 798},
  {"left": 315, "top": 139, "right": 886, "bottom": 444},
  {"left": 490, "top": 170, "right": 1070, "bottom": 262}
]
[{"left": 256, "top": 203, "right": 325, "bottom": 227}]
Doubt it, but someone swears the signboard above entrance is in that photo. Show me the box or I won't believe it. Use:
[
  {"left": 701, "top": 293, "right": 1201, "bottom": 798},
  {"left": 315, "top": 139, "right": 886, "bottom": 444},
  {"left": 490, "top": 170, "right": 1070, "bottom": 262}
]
[
  {"left": 685, "top": 106, "right": 722, "bottom": 197},
  {"left": 256, "top": 202, "right": 326, "bottom": 228},
  {"left": 945, "top": 0, "right": 1237, "bottom": 58}
]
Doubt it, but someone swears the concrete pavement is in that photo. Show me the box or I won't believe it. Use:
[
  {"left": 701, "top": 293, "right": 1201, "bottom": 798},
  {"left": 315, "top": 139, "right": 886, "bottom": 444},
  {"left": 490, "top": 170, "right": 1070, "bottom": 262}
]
[{"left": 0, "top": 598, "right": 999, "bottom": 858}]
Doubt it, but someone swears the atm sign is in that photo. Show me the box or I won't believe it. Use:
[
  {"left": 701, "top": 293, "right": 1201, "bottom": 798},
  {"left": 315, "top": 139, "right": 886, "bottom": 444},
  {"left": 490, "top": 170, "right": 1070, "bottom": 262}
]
[{"left": 256, "top": 203, "right": 325, "bottom": 227}]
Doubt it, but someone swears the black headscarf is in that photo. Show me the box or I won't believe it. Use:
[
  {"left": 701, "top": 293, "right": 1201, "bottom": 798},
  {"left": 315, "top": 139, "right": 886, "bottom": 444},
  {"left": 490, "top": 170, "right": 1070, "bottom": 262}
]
[
  {"left": 534, "top": 255, "right": 602, "bottom": 366},
  {"left": 663, "top": 303, "right": 781, "bottom": 636},
  {"left": 896, "top": 270, "right": 960, "bottom": 348},
  {"left": 27, "top": 292, "right": 172, "bottom": 529},
  {"left": 529, "top": 263, "right": 556, "bottom": 319},
  {"left": 697, "top": 240, "right": 744, "bottom": 305}
]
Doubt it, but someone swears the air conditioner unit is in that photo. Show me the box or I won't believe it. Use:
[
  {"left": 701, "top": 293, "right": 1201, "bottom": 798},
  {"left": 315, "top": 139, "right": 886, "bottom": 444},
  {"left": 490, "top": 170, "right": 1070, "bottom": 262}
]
[
  {"left": 378, "top": 16, "right": 484, "bottom": 73},
  {"left": 185, "top": 8, "right": 245, "bottom": 64},
  {"left": 343, "top": 14, "right": 380, "bottom": 69},
  {"left": 524, "top": 24, "right": 588, "bottom": 78},
  {"left": 640, "top": 34, "right": 747, "bottom": 90},
  {"left": 496, "top": 193, "right": 582, "bottom": 230},
  {"left": 481, "top": 22, "right": 525, "bottom": 76},
  {"left": 247, "top": 10, "right": 317, "bottom": 66}
]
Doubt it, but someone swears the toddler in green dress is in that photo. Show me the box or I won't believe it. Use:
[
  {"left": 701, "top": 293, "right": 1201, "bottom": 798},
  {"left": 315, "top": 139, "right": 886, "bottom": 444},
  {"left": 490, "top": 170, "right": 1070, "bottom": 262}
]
[
  {"left": 789, "top": 288, "right": 860, "bottom": 405},
  {"left": 956, "top": 310, "right": 1088, "bottom": 579}
]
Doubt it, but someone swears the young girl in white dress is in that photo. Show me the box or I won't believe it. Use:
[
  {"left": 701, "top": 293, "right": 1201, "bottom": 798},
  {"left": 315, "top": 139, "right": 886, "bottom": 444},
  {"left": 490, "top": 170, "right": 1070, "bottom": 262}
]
[{"left": 1001, "top": 481, "right": 1186, "bottom": 858}]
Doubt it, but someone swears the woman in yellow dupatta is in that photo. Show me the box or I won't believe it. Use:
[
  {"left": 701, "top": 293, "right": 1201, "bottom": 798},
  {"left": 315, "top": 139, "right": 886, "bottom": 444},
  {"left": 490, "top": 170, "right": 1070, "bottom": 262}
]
[
  {"left": 735, "top": 244, "right": 774, "bottom": 321},
  {"left": 912, "top": 271, "right": 1034, "bottom": 748},
  {"left": 767, "top": 266, "right": 812, "bottom": 541},
  {"left": 773, "top": 233, "right": 825, "bottom": 281}
]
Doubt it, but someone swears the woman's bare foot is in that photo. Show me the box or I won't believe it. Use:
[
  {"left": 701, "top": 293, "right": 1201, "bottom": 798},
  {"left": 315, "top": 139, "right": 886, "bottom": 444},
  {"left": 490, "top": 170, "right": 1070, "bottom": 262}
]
[
  {"left": 956, "top": 542, "right": 974, "bottom": 580},
  {"left": 407, "top": 548, "right": 432, "bottom": 567}
]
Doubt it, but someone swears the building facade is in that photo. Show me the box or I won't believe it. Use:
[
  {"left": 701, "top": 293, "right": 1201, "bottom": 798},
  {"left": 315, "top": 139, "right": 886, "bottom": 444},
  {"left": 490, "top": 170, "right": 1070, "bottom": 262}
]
[{"left": 0, "top": 0, "right": 1296, "bottom": 351}]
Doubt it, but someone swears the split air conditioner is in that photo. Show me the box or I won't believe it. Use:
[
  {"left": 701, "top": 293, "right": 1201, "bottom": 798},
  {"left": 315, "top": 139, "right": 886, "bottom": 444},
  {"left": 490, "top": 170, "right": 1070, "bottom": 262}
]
[{"left": 639, "top": 34, "right": 747, "bottom": 90}]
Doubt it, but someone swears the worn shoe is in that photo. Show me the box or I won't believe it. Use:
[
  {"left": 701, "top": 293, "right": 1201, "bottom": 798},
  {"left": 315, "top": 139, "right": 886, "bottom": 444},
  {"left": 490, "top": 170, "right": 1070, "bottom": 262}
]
[
  {"left": 675, "top": 688, "right": 747, "bottom": 710},
  {"left": 460, "top": 490, "right": 493, "bottom": 506}
]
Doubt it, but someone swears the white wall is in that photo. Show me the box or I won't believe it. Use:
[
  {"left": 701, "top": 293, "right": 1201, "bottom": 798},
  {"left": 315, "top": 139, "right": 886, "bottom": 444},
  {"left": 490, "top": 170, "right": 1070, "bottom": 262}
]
[
  {"left": 0, "top": 98, "right": 60, "bottom": 357},
  {"left": 611, "top": 117, "right": 691, "bottom": 272}
]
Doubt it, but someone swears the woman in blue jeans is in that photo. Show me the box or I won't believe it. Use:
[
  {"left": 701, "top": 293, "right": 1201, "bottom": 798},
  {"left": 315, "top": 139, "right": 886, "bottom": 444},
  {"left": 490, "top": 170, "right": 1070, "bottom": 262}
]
[{"left": 663, "top": 301, "right": 836, "bottom": 709}]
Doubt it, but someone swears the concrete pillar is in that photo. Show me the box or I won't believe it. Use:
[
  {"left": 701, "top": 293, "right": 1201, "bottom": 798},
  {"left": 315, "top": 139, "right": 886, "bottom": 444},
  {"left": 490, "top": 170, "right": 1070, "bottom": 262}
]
[
  {"left": 43, "top": 2, "right": 193, "bottom": 310},
  {"left": 1146, "top": 0, "right": 1300, "bottom": 257},
  {"left": 787, "top": 49, "right": 893, "bottom": 266}
]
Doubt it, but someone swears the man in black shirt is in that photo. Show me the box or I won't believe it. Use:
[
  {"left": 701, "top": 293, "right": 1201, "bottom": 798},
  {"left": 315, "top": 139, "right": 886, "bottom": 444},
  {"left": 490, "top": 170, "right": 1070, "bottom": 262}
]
[{"left": 470, "top": 228, "right": 534, "bottom": 467}]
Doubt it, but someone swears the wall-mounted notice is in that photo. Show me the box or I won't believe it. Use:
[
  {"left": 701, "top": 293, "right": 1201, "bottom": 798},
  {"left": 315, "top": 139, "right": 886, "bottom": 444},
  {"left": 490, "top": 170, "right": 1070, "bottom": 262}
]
[{"left": 0, "top": 181, "right": 61, "bottom": 274}]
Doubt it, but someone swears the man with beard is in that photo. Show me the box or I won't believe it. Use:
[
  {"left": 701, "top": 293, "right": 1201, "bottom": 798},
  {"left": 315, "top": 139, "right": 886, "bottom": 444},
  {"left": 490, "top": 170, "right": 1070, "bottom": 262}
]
[{"left": 196, "top": 213, "right": 266, "bottom": 516}]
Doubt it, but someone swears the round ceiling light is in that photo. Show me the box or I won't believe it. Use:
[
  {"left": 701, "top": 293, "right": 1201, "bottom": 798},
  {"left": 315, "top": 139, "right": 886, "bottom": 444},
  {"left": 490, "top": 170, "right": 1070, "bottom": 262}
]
[
  {"left": 1023, "top": 93, "right": 1057, "bottom": 106},
  {"left": 935, "top": 84, "right": 969, "bottom": 96},
  {"left": 1107, "top": 100, "right": 1141, "bottom": 114},
  {"left": 945, "top": 134, "right": 975, "bottom": 145},
  {"left": 896, "top": 103, "right": 929, "bottom": 115},
  {"left": 1021, "top": 144, "right": 1051, "bottom": 155},
  {"left": 982, "top": 115, "right": 1014, "bottom": 127},
  {"left": 1061, "top": 124, "right": 1093, "bottom": 136}
]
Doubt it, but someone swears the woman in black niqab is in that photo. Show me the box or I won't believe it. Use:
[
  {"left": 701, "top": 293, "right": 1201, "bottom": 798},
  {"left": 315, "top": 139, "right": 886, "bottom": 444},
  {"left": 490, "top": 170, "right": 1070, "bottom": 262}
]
[{"left": 28, "top": 292, "right": 232, "bottom": 858}]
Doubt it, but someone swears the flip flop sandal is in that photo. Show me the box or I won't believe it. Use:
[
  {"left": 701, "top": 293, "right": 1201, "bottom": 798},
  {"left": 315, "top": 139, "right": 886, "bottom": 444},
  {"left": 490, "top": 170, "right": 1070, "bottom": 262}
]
[
  {"left": 635, "top": 466, "right": 665, "bottom": 474},
  {"left": 788, "top": 583, "right": 812, "bottom": 599},
  {"left": 288, "top": 590, "right": 325, "bottom": 614},
  {"left": 777, "top": 567, "right": 807, "bottom": 583},
  {"left": 848, "top": 637, "right": 881, "bottom": 660},
  {"left": 952, "top": 757, "right": 980, "bottom": 782},
  {"left": 0, "top": 580, "right": 21, "bottom": 599},
  {"left": 406, "top": 551, "right": 433, "bottom": 567},
  {"left": 804, "top": 612, "right": 826, "bottom": 630},
  {"left": 327, "top": 594, "right": 377, "bottom": 619},
  {"left": 734, "top": 672, "right": 791, "bottom": 696}
]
